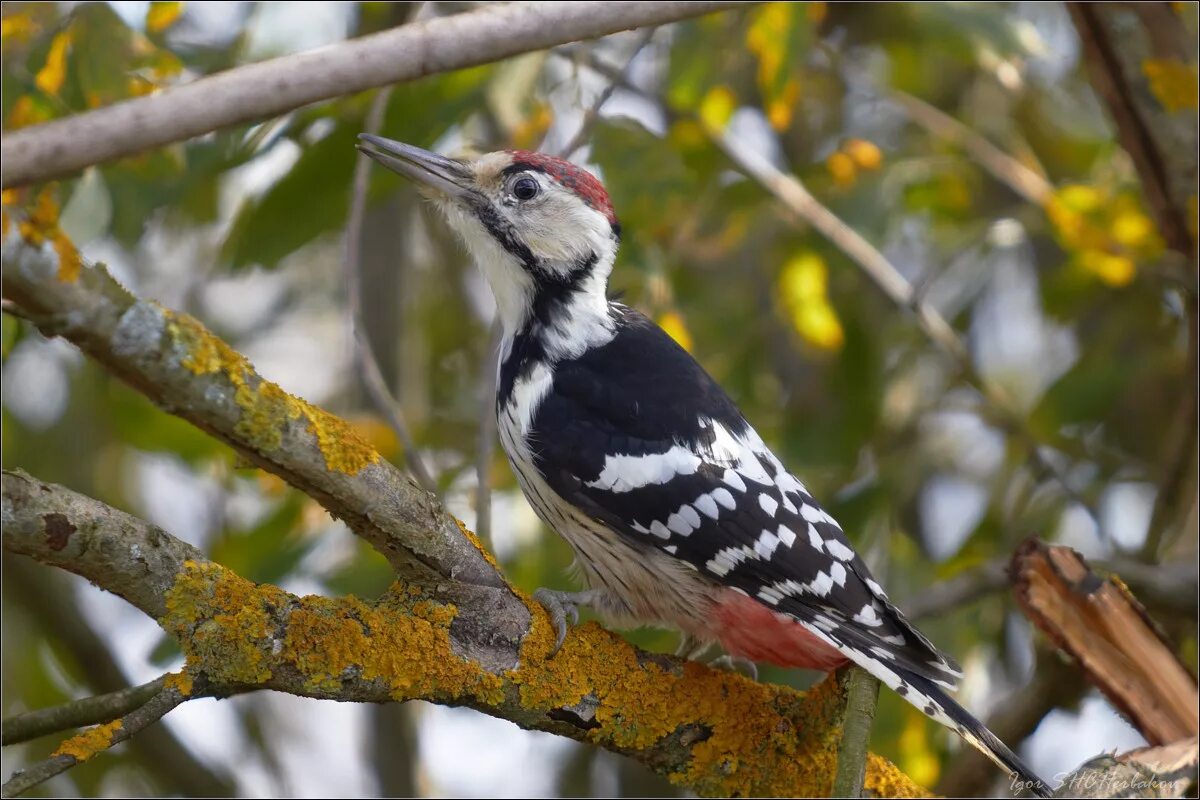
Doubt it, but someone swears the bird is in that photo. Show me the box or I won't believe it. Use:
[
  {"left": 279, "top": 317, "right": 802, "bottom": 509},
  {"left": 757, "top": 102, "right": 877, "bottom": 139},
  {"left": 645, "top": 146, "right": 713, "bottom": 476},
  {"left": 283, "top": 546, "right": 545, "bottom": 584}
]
[{"left": 356, "top": 133, "right": 1052, "bottom": 797}]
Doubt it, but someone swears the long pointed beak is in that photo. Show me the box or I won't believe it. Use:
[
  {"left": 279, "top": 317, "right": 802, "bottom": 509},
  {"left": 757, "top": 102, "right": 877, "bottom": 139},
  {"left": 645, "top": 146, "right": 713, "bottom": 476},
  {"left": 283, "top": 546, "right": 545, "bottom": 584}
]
[{"left": 356, "top": 134, "right": 473, "bottom": 199}]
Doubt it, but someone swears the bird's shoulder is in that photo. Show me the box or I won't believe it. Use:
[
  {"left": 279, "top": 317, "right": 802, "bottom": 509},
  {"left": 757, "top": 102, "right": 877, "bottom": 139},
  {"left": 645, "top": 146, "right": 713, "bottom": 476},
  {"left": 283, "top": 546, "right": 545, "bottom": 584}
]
[{"left": 542, "top": 303, "right": 745, "bottom": 444}]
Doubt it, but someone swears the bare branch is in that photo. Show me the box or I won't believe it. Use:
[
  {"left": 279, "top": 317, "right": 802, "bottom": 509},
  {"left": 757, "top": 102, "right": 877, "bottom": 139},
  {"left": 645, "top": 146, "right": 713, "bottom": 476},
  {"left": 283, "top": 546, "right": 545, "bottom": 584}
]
[
  {"left": 831, "top": 666, "right": 881, "bottom": 798},
  {"left": 1, "top": 469, "right": 925, "bottom": 798},
  {"left": 346, "top": 86, "right": 440, "bottom": 494},
  {"left": 1068, "top": 3, "right": 1197, "bottom": 260},
  {"left": 0, "top": 2, "right": 750, "bottom": 188},
  {"left": 1, "top": 679, "right": 190, "bottom": 799},
  {"left": 889, "top": 89, "right": 1052, "bottom": 206},
  {"left": 1011, "top": 539, "right": 1199, "bottom": 746},
  {"left": 2, "top": 678, "right": 167, "bottom": 747}
]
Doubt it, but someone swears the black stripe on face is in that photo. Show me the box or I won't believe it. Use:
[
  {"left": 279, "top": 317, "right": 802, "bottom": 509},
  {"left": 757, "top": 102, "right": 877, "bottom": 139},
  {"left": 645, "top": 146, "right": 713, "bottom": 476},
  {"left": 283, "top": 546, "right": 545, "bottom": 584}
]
[
  {"left": 497, "top": 251, "right": 599, "bottom": 409},
  {"left": 470, "top": 199, "right": 536, "bottom": 270}
]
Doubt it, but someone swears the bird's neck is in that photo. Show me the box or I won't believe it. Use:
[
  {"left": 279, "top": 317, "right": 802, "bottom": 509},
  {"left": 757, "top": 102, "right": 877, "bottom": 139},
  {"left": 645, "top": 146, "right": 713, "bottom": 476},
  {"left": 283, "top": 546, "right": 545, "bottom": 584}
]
[{"left": 494, "top": 246, "right": 617, "bottom": 408}]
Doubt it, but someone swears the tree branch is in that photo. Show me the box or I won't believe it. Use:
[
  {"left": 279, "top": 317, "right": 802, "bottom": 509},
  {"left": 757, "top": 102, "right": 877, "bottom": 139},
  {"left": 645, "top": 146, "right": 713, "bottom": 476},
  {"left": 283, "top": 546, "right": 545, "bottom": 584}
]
[
  {"left": 346, "top": 85, "right": 440, "bottom": 494},
  {"left": 1, "top": 678, "right": 166, "bottom": 747},
  {"left": 832, "top": 666, "right": 881, "bottom": 798},
  {"left": 1011, "top": 538, "right": 1199, "bottom": 746},
  {"left": 1, "top": 218, "right": 505, "bottom": 606},
  {"left": 0, "top": 2, "right": 748, "bottom": 188},
  {"left": 1067, "top": 2, "right": 1197, "bottom": 261},
  {"left": 1, "top": 678, "right": 191, "bottom": 798},
  {"left": 1, "top": 561, "right": 234, "bottom": 795},
  {"left": 2, "top": 469, "right": 925, "bottom": 798}
]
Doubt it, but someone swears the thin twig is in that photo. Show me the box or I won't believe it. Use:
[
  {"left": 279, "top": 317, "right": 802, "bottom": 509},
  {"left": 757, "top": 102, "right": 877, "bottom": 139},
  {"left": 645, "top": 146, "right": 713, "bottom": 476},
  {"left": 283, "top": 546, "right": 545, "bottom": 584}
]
[
  {"left": 2, "top": 676, "right": 167, "bottom": 747},
  {"left": 888, "top": 89, "right": 1053, "bottom": 206},
  {"left": 345, "top": 86, "right": 439, "bottom": 494},
  {"left": 2, "top": 680, "right": 189, "bottom": 798},
  {"left": 907, "top": 560, "right": 1010, "bottom": 622},
  {"left": 831, "top": 665, "right": 881, "bottom": 798},
  {"left": 474, "top": 321, "right": 503, "bottom": 547},
  {"left": 557, "top": 27, "right": 658, "bottom": 160}
]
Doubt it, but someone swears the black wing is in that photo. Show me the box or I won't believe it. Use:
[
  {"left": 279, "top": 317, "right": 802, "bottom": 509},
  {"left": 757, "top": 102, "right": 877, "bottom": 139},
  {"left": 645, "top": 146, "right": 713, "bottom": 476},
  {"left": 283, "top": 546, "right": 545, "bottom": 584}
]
[{"left": 529, "top": 306, "right": 960, "bottom": 687}]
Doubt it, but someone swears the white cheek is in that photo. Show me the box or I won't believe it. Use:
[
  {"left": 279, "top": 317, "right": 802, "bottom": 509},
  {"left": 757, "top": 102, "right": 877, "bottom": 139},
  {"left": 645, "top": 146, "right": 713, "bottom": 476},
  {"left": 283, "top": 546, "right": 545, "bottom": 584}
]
[
  {"left": 438, "top": 201, "right": 534, "bottom": 333},
  {"left": 522, "top": 203, "right": 610, "bottom": 265}
]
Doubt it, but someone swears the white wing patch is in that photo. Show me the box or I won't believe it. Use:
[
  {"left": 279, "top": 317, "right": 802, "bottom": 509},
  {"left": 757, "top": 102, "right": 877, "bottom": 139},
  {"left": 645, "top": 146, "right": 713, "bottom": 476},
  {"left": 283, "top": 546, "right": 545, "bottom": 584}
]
[{"left": 585, "top": 446, "right": 701, "bottom": 493}]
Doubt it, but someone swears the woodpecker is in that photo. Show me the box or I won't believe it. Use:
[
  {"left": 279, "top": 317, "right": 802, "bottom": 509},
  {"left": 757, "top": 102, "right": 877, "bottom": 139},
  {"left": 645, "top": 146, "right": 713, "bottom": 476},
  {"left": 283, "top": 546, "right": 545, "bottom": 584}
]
[{"left": 357, "top": 134, "right": 1051, "bottom": 797}]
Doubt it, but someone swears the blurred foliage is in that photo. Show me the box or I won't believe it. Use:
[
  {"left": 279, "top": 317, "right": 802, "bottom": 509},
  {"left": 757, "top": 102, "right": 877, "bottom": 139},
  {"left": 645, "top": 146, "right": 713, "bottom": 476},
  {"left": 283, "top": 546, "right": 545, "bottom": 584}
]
[{"left": 3, "top": 1, "right": 1197, "bottom": 797}]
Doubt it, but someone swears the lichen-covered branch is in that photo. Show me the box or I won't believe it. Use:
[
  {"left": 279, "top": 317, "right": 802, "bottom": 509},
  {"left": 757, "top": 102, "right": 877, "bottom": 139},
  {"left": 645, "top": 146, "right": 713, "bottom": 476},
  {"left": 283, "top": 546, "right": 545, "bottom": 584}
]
[
  {"left": 1, "top": 677, "right": 166, "bottom": 747},
  {"left": 0, "top": 677, "right": 190, "bottom": 799},
  {"left": 1, "top": 218, "right": 507, "bottom": 610},
  {"left": 3, "top": 470, "right": 926, "bottom": 798}
]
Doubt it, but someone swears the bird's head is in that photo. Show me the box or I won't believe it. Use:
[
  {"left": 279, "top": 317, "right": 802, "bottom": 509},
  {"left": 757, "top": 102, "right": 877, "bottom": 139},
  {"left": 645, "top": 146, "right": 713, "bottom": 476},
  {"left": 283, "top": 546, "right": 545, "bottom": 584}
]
[{"left": 357, "top": 135, "right": 620, "bottom": 336}]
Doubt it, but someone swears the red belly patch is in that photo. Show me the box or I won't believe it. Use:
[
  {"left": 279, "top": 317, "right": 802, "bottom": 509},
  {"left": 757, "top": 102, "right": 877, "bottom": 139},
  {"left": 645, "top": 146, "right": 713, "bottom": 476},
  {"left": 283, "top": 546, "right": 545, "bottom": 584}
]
[{"left": 710, "top": 589, "right": 849, "bottom": 671}]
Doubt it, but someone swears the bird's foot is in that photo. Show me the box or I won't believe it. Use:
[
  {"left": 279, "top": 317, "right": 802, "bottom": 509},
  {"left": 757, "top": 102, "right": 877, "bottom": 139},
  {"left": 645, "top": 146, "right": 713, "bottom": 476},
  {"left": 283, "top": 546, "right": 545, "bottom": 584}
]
[
  {"left": 674, "top": 632, "right": 711, "bottom": 660},
  {"left": 532, "top": 588, "right": 601, "bottom": 657},
  {"left": 708, "top": 654, "right": 759, "bottom": 681}
]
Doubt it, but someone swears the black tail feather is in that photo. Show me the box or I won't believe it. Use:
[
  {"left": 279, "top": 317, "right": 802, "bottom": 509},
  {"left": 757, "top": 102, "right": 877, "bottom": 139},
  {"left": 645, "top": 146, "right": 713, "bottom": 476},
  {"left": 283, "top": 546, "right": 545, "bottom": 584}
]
[{"left": 900, "top": 669, "right": 1053, "bottom": 798}]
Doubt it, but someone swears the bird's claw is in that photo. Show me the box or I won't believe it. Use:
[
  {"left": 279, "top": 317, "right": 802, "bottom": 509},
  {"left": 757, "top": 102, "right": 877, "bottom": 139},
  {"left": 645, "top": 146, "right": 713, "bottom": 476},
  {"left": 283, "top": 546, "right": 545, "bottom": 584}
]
[
  {"left": 533, "top": 588, "right": 593, "bottom": 657},
  {"left": 709, "top": 654, "right": 759, "bottom": 681},
  {"left": 674, "top": 632, "right": 711, "bottom": 660}
]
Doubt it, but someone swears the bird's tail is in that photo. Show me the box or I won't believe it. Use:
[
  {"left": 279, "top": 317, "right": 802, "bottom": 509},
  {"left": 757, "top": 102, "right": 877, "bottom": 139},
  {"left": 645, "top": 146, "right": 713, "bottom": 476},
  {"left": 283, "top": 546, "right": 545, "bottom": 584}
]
[{"left": 839, "top": 647, "right": 1053, "bottom": 798}]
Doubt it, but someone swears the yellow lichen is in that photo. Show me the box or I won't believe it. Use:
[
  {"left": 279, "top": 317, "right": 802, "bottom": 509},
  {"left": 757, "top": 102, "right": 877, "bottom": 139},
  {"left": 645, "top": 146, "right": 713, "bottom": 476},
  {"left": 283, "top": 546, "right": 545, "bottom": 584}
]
[
  {"left": 164, "top": 670, "right": 194, "bottom": 696},
  {"left": 158, "top": 557, "right": 924, "bottom": 797},
  {"left": 300, "top": 404, "right": 378, "bottom": 475},
  {"left": 280, "top": 584, "right": 505, "bottom": 704},
  {"left": 504, "top": 589, "right": 906, "bottom": 797},
  {"left": 865, "top": 753, "right": 931, "bottom": 798},
  {"left": 165, "top": 311, "right": 378, "bottom": 474},
  {"left": 6, "top": 186, "right": 82, "bottom": 282},
  {"left": 455, "top": 518, "right": 501, "bottom": 571},
  {"left": 53, "top": 720, "right": 123, "bottom": 762},
  {"left": 160, "top": 560, "right": 286, "bottom": 685}
]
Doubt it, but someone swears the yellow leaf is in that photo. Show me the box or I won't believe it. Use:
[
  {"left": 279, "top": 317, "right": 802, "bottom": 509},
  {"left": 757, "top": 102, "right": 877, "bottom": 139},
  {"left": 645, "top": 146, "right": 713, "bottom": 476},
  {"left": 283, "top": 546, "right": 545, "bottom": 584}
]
[
  {"left": 1079, "top": 250, "right": 1136, "bottom": 287},
  {"left": 1110, "top": 209, "right": 1155, "bottom": 249},
  {"left": 1143, "top": 58, "right": 1199, "bottom": 113},
  {"left": 146, "top": 1, "right": 184, "bottom": 34},
  {"left": 1, "top": 12, "right": 40, "bottom": 44},
  {"left": 6, "top": 95, "right": 51, "bottom": 129},
  {"left": 699, "top": 85, "right": 736, "bottom": 133},
  {"left": 657, "top": 311, "right": 694, "bottom": 353},
  {"left": 766, "top": 78, "right": 800, "bottom": 132},
  {"left": 1056, "top": 183, "right": 1104, "bottom": 213},
  {"left": 843, "top": 138, "right": 882, "bottom": 171},
  {"left": 778, "top": 253, "right": 844, "bottom": 352},
  {"left": 746, "top": 3, "right": 794, "bottom": 91},
  {"left": 825, "top": 151, "right": 857, "bottom": 187},
  {"left": 34, "top": 30, "right": 72, "bottom": 96},
  {"left": 512, "top": 104, "right": 553, "bottom": 150}
]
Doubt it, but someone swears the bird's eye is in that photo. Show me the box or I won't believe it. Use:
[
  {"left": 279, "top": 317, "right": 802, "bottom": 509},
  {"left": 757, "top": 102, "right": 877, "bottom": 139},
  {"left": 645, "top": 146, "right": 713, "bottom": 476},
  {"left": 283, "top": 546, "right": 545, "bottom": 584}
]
[{"left": 512, "top": 176, "right": 540, "bottom": 201}]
